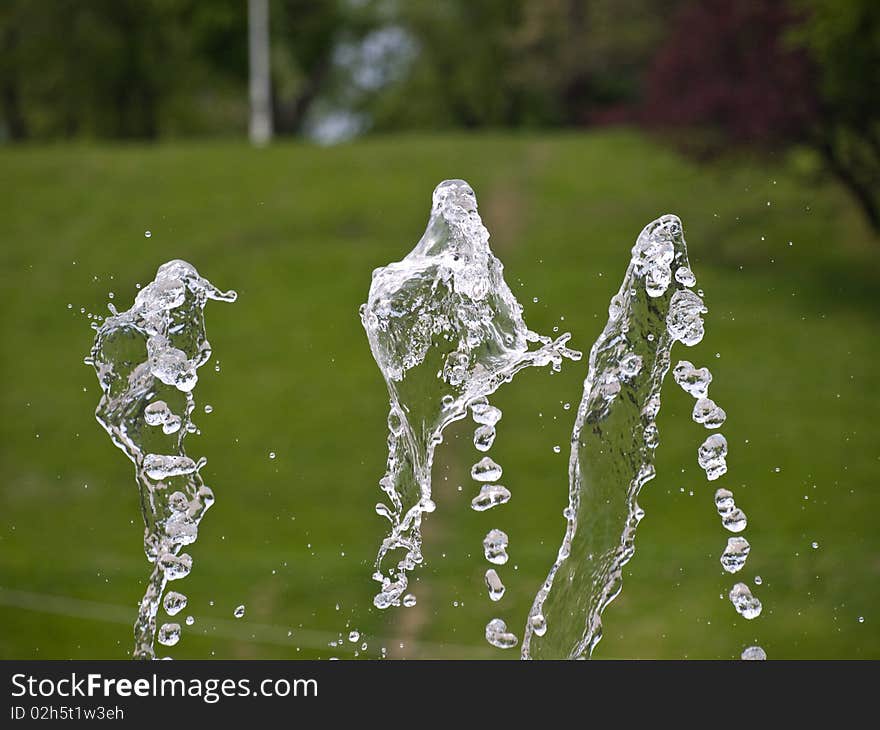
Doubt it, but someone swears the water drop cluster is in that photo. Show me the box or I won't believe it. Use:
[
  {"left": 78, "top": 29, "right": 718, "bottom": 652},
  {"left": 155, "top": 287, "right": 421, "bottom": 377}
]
[{"left": 673, "top": 335, "right": 763, "bottom": 656}]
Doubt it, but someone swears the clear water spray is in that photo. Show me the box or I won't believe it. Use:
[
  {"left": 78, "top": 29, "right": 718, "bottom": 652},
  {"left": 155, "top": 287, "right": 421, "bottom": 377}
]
[
  {"left": 360, "top": 179, "right": 581, "bottom": 613},
  {"left": 522, "top": 215, "right": 709, "bottom": 659},
  {"left": 86, "top": 260, "right": 236, "bottom": 659}
]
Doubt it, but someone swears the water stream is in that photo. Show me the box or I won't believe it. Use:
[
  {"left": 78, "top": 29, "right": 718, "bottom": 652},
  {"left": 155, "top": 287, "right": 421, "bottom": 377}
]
[{"left": 86, "top": 260, "right": 236, "bottom": 659}]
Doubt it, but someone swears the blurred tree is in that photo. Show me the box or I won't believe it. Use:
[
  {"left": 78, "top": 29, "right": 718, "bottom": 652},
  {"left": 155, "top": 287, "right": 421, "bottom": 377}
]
[
  {"left": 643, "top": 0, "right": 878, "bottom": 233},
  {"left": 0, "top": 2, "right": 27, "bottom": 140},
  {"left": 363, "top": 1, "right": 523, "bottom": 131},
  {"left": 795, "top": 0, "right": 880, "bottom": 231},
  {"left": 366, "top": 0, "right": 672, "bottom": 131},
  {"left": 269, "top": 0, "right": 373, "bottom": 134},
  {"left": 507, "top": 0, "right": 676, "bottom": 126},
  {"left": 0, "top": 0, "right": 250, "bottom": 140}
]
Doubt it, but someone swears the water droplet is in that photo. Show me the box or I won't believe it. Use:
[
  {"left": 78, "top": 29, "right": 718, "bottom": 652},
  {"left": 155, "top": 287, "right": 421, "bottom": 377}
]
[
  {"left": 698, "top": 434, "right": 728, "bottom": 481},
  {"left": 483, "top": 529, "right": 509, "bottom": 565},
  {"left": 729, "top": 582, "right": 762, "bottom": 619},
  {"left": 667, "top": 290, "right": 707, "bottom": 345},
  {"left": 485, "top": 569, "right": 506, "bottom": 601},
  {"left": 485, "top": 618, "right": 518, "bottom": 649},
  {"left": 269, "top": 452, "right": 276, "bottom": 460},
  {"left": 144, "top": 400, "right": 171, "bottom": 427},
  {"left": 158, "top": 623, "right": 181, "bottom": 646},
  {"left": 692, "top": 397, "right": 726, "bottom": 429},
  {"left": 159, "top": 553, "right": 193, "bottom": 580},
  {"left": 471, "top": 484, "right": 511, "bottom": 512},
  {"left": 471, "top": 456, "right": 503, "bottom": 482},
  {"left": 673, "top": 360, "right": 712, "bottom": 398},
  {"left": 348, "top": 631, "right": 360, "bottom": 643},
  {"left": 163, "top": 591, "right": 187, "bottom": 617},
  {"left": 473, "top": 424, "right": 497, "bottom": 452},
  {"left": 470, "top": 402, "right": 502, "bottom": 426},
  {"left": 720, "top": 537, "right": 750, "bottom": 573},
  {"left": 233, "top": 605, "right": 245, "bottom": 618},
  {"left": 741, "top": 645, "right": 766, "bottom": 660},
  {"left": 402, "top": 594, "right": 417, "bottom": 608},
  {"left": 143, "top": 454, "right": 200, "bottom": 480},
  {"left": 674, "top": 266, "right": 696, "bottom": 287},
  {"left": 715, "top": 488, "right": 747, "bottom": 532},
  {"left": 144, "top": 230, "right": 152, "bottom": 238}
]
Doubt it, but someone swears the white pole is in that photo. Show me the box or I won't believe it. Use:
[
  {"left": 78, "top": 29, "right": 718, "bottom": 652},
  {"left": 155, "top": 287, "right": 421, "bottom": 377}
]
[{"left": 248, "top": 0, "right": 273, "bottom": 146}]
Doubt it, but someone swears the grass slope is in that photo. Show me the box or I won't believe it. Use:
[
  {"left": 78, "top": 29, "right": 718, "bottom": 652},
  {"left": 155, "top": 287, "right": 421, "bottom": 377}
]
[{"left": 0, "top": 130, "right": 877, "bottom": 659}]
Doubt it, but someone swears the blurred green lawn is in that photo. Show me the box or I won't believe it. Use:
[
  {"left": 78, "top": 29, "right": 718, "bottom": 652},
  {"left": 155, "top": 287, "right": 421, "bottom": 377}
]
[{"left": 0, "top": 130, "right": 877, "bottom": 659}]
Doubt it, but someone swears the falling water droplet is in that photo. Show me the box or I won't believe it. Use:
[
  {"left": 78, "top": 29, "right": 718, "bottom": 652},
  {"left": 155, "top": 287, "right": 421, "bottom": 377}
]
[
  {"left": 158, "top": 623, "right": 181, "bottom": 646},
  {"left": 471, "top": 402, "right": 502, "bottom": 426},
  {"left": 741, "top": 645, "right": 767, "bottom": 660},
  {"left": 485, "top": 569, "right": 506, "bottom": 601},
  {"left": 729, "top": 582, "right": 762, "bottom": 619},
  {"left": 692, "top": 398, "right": 727, "bottom": 429},
  {"left": 483, "top": 529, "right": 509, "bottom": 565},
  {"left": 698, "top": 434, "right": 728, "bottom": 481},
  {"left": 673, "top": 360, "right": 712, "bottom": 398},
  {"left": 473, "top": 425, "right": 497, "bottom": 452},
  {"left": 471, "top": 456, "right": 503, "bottom": 482},
  {"left": 720, "top": 537, "right": 751, "bottom": 573},
  {"left": 674, "top": 266, "right": 696, "bottom": 287},
  {"left": 233, "top": 605, "right": 245, "bottom": 619},
  {"left": 485, "top": 618, "right": 518, "bottom": 649},
  {"left": 163, "top": 591, "right": 188, "bottom": 617},
  {"left": 715, "top": 488, "right": 747, "bottom": 532},
  {"left": 471, "top": 484, "right": 511, "bottom": 512}
]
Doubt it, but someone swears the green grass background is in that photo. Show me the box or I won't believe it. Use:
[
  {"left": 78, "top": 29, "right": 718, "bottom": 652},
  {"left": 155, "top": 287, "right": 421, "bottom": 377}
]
[{"left": 0, "top": 131, "right": 877, "bottom": 659}]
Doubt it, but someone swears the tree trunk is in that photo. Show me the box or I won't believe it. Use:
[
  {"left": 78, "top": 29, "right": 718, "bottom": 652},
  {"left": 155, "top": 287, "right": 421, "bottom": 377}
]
[{"left": 817, "top": 137, "right": 880, "bottom": 235}]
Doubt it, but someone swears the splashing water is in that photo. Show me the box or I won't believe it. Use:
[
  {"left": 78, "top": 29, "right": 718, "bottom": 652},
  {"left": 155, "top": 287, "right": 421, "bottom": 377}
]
[
  {"left": 360, "top": 179, "right": 581, "bottom": 611},
  {"left": 522, "top": 215, "right": 709, "bottom": 660},
  {"left": 86, "top": 260, "right": 236, "bottom": 659}
]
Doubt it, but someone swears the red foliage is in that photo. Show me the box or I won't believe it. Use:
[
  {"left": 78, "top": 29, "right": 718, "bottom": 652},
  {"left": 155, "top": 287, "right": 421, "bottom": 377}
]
[{"left": 642, "top": 0, "right": 818, "bottom": 143}]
